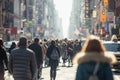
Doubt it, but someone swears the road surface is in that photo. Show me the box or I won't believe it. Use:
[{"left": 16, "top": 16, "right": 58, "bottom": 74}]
[{"left": 5, "top": 64, "right": 120, "bottom": 80}]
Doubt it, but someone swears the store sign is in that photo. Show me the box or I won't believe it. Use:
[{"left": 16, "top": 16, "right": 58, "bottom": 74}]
[
  {"left": 107, "top": 12, "right": 114, "bottom": 22},
  {"left": 11, "top": 27, "right": 17, "bottom": 34},
  {"left": 4, "top": 27, "right": 17, "bottom": 34},
  {"left": 92, "top": 10, "right": 97, "bottom": 18}
]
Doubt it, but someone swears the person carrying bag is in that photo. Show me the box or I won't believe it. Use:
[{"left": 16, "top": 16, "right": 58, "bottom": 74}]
[{"left": 73, "top": 35, "right": 117, "bottom": 80}]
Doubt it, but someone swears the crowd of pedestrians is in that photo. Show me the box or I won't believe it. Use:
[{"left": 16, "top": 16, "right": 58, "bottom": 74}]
[{"left": 0, "top": 34, "right": 118, "bottom": 80}]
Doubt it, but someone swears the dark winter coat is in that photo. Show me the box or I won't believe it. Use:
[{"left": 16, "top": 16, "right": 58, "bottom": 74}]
[
  {"left": 8, "top": 46, "right": 37, "bottom": 80},
  {"left": 75, "top": 53, "right": 116, "bottom": 80},
  {"left": 46, "top": 44, "right": 60, "bottom": 66},
  {"left": 28, "top": 42, "right": 43, "bottom": 68},
  {"left": 74, "top": 42, "right": 82, "bottom": 53},
  {"left": 8, "top": 43, "right": 16, "bottom": 54},
  {"left": 0, "top": 47, "right": 8, "bottom": 74},
  {"left": 46, "top": 45, "right": 60, "bottom": 60},
  {"left": 66, "top": 43, "right": 74, "bottom": 57}
]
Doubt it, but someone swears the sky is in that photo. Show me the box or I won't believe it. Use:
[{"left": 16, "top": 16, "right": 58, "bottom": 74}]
[{"left": 54, "top": 0, "right": 73, "bottom": 38}]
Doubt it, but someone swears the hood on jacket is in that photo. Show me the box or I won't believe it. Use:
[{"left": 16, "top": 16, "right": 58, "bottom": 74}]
[{"left": 76, "top": 52, "right": 117, "bottom": 64}]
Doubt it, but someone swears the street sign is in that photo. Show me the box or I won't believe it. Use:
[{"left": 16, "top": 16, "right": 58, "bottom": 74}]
[
  {"left": 0, "top": 27, "right": 4, "bottom": 34},
  {"left": 107, "top": 12, "right": 114, "bottom": 22},
  {"left": 92, "top": 10, "right": 97, "bottom": 18}
]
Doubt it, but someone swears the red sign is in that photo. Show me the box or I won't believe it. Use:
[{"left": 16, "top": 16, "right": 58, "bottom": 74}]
[
  {"left": 11, "top": 27, "right": 17, "bottom": 34},
  {"left": 5, "top": 27, "right": 17, "bottom": 34}
]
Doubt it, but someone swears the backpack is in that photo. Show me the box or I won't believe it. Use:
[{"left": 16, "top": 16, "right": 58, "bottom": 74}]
[
  {"left": 50, "top": 48, "right": 59, "bottom": 60},
  {"left": 89, "top": 63, "right": 99, "bottom": 80}
]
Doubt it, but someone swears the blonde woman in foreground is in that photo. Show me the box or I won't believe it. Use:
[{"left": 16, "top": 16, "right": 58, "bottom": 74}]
[{"left": 73, "top": 35, "right": 117, "bottom": 80}]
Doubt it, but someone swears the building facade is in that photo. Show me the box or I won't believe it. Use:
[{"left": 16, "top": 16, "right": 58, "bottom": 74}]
[{"left": 69, "top": 0, "right": 85, "bottom": 39}]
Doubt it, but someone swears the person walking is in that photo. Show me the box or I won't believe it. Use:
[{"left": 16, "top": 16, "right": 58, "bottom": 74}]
[
  {"left": 28, "top": 38, "right": 43, "bottom": 80},
  {"left": 0, "top": 39, "right": 8, "bottom": 80},
  {"left": 73, "top": 35, "right": 117, "bottom": 80},
  {"left": 46, "top": 40, "right": 60, "bottom": 80},
  {"left": 73, "top": 40, "right": 82, "bottom": 54},
  {"left": 61, "top": 41, "right": 68, "bottom": 67},
  {"left": 66, "top": 41, "right": 74, "bottom": 67},
  {"left": 8, "top": 37, "right": 37, "bottom": 80},
  {"left": 8, "top": 42, "right": 16, "bottom": 54}
]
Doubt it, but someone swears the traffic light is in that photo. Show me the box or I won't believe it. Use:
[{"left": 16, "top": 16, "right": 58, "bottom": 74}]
[
  {"left": 102, "top": 9, "right": 105, "bottom": 15},
  {"left": 100, "top": 7, "right": 106, "bottom": 23},
  {"left": 104, "top": 0, "right": 108, "bottom": 7}
]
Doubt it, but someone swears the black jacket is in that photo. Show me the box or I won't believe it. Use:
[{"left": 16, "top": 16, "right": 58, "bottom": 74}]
[
  {"left": 8, "top": 46, "right": 37, "bottom": 80},
  {"left": 46, "top": 45, "right": 60, "bottom": 60},
  {"left": 0, "top": 47, "right": 8, "bottom": 72},
  {"left": 28, "top": 42, "right": 43, "bottom": 68}
]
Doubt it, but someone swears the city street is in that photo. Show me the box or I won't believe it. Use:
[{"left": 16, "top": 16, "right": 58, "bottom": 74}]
[
  {"left": 4, "top": 63, "right": 120, "bottom": 80},
  {"left": 1, "top": 0, "right": 120, "bottom": 80}
]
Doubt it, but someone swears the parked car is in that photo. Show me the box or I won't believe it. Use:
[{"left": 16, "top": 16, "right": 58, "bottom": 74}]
[{"left": 103, "top": 41, "right": 120, "bottom": 70}]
